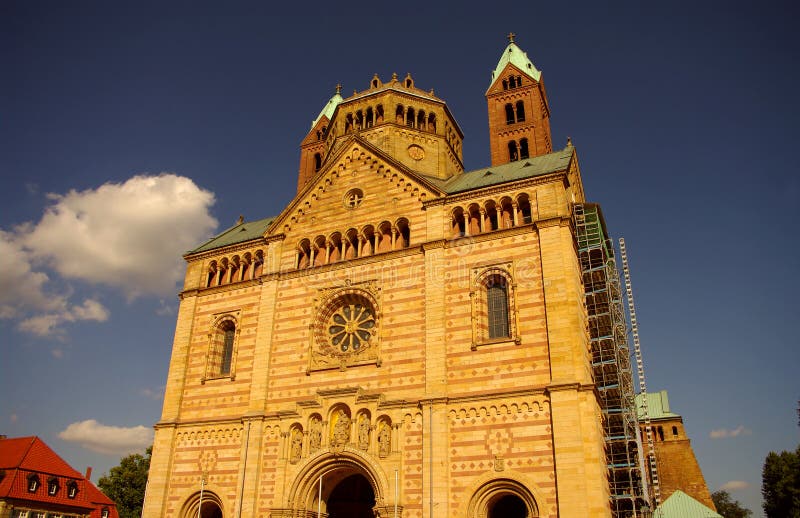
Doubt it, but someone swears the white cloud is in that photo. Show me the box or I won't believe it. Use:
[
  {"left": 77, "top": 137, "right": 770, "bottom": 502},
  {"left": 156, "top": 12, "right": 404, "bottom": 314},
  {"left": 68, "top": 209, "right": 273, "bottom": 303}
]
[
  {"left": 0, "top": 229, "right": 67, "bottom": 319},
  {"left": 59, "top": 419, "right": 153, "bottom": 455},
  {"left": 1, "top": 174, "right": 217, "bottom": 336},
  {"left": 709, "top": 425, "right": 752, "bottom": 439},
  {"left": 720, "top": 480, "right": 750, "bottom": 491},
  {"left": 17, "top": 298, "right": 109, "bottom": 337},
  {"left": 23, "top": 174, "right": 217, "bottom": 298},
  {"left": 140, "top": 385, "right": 165, "bottom": 400}
]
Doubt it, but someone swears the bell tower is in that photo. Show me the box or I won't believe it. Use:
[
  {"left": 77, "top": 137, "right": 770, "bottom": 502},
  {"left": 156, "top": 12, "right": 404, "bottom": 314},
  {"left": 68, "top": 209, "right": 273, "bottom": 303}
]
[{"left": 486, "top": 34, "right": 552, "bottom": 166}]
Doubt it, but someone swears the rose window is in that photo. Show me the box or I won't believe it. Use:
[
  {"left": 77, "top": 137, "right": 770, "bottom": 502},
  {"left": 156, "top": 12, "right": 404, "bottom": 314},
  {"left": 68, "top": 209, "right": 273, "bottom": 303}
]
[{"left": 328, "top": 302, "right": 376, "bottom": 352}]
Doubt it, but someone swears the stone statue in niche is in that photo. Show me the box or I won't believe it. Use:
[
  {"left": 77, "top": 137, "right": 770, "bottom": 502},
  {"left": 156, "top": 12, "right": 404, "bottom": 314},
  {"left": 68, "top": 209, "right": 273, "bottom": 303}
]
[
  {"left": 332, "top": 410, "right": 351, "bottom": 447},
  {"left": 309, "top": 417, "right": 322, "bottom": 452},
  {"left": 290, "top": 429, "right": 302, "bottom": 463},
  {"left": 378, "top": 422, "right": 391, "bottom": 457},
  {"left": 358, "top": 416, "right": 370, "bottom": 450}
]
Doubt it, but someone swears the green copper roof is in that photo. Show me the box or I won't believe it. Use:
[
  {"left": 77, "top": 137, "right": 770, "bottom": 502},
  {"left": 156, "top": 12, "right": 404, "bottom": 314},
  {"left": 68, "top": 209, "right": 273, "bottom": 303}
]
[
  {"left": 311, "top": 90, "right": 343, "bottom": 129},
  {"left": 489, "top": 42, "right": 542, "bottom": 88},
  {"left": 636, "top": 390, "right": 681, "bottom": 421},
  {"left": 188, "top": 216, "right": 275, "bottom": 255},
  {"left": 439, "top": 145, "right": 573, "bottom": 194},
  {"left": 653, "top": 490, "right": 722, "bottom": 518}
]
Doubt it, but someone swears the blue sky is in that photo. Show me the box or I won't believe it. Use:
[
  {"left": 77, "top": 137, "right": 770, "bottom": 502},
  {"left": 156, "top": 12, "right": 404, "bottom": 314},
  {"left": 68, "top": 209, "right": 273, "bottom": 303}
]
[{"left": 1, "top": 1, "right": 797, "bottom": 515}]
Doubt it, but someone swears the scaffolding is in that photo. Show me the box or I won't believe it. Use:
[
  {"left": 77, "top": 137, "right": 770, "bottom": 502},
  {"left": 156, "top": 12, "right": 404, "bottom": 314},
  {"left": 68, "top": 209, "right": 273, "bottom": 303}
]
[{"left": 573, "top": 203, "right": 647, "bottom": 517}]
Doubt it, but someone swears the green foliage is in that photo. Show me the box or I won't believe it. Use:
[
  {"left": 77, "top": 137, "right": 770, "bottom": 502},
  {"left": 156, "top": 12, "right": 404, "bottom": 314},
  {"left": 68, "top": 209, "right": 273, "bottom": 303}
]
[
  {"left": 98, "top": 446, "right": 152, "bottom": 518},
  {"left": 762, "top": 444, "right": 800, "bottom": 518},
  {"left": 711, "top": 490, "right": 752, "bottom": 518}
]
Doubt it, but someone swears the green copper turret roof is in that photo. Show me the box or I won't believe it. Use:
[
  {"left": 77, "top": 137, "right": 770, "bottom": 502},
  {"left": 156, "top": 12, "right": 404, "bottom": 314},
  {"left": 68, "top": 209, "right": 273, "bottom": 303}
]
[
  {"left": 636, "top": 390, "right": 681, "bottom": 421},
  {"left": 489, "top": 42, "right": 542, "bottom": 88},
  {"left": 653, "top": 490, "right": 722, "bottom": 518},
  {"left": 311, "top": 88, "right": 343, "bottom": 129}
]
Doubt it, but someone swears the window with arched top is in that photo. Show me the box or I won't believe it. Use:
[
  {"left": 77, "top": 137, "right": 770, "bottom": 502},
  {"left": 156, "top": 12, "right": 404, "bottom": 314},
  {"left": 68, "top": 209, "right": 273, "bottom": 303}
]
[
  {"left": 471, "top": 266, "right": 519, "bottom": 348},
  {"left": 519, "top": 138, "right": 529, "bottom": 160},
  {"left": 204, "top": 315, "right": 240, "bottom": 381},
  {"left": 487, "top": 276, "right": 510, "bottom": 339},
  {"left": 508, "top": 141, "right": 519, "bottom": 162},
  {"left": 395, "top": 218, "right": 410, "bottom": 249},
  {"left": 515, "top": 101, "right": 525, "bottom": 122},
  {"left": 406, "top": 107, "right": 415, "bottom": 128},
  {"left": 314, "top": 153, "right": 322, "bottom": 171},
  {"left": 505, "top": 104, "right": 515, "bottom": 125}
]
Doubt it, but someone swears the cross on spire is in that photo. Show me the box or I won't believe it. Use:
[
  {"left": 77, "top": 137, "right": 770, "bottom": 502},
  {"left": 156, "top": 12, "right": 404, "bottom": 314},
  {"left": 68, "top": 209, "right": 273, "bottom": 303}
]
[{"left": 507, "top": 32, "right": 516, "bottom": 44}]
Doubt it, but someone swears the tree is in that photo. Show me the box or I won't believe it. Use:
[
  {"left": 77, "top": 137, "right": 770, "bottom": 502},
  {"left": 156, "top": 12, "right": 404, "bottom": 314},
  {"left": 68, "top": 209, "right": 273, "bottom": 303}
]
[
  {"left": 711, "top": 490, "right": 752, "bottom": 518},
  {"left": 98, "top": 446, "right": 151, "bottom": 518},
  {"left": 762, "top": 444, "right": 800, "bottom": 518}
]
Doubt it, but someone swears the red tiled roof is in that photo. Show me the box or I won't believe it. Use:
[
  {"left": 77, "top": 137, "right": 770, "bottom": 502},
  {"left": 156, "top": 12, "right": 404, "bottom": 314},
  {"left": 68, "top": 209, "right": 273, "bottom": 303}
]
[{"left": 0, "top": 436, "right": 117, "bottom": 517}]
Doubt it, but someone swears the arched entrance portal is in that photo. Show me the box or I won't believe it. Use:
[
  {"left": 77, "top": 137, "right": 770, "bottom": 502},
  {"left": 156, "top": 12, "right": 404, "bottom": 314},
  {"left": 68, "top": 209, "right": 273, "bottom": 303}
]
[
  {"left": 198, "top": 501, "right": 223, "bottom": 518},
  {"left": 488, "top": 494, "right": 527, "bottom": 518},
  {"left": 327, "top": 473, "right": 376, "bottom": 518},
  {"left": 286, "top": 450, "right": 391, "bottom": 517},
  {"left": 180, "top": 490, "right": 224, "bottom": 518},
  {"left": 466, "top": 477, "right": 539, "bottom": 518}
]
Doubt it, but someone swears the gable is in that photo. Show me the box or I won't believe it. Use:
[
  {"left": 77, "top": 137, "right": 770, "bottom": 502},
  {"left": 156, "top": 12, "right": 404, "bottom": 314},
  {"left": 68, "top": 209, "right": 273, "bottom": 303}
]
[{"left": 269, "top": 136, "right": 445, "bottom": 240}]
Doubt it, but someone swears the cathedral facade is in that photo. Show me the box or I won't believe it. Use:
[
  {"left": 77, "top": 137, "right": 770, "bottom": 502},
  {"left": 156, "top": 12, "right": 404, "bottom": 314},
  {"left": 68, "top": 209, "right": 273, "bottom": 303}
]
[{"left": 143, "top": 38, "right": 619, "bottom": 517}]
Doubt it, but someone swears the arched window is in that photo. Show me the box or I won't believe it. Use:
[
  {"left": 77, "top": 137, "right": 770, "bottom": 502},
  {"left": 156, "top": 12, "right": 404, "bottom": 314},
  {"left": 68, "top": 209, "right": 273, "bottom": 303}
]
[
  {"left": 509, "top": 76, "right": 517, "bottom": 88},
  {"left": 395, "top": 105, "right": 404, "bottom": 124},
  {"left": 519, "top": 138, "right": 529, "bottom": 159},
  {"left": 219, "top": 320, "right": 235, "bottom": 376},
  {"left": 376, "top": 105, "right": 384, "bottom": 123},
  {"left": 515, "top": 100, "right": 525, "bottom": 122},
  {"left": 314, "top": 153, "right": 322, "bottom": 171},
  {"left": 206, "top": 261, "right": 217, "bottom": 288},
  {"left": 485, "top": 200, "right": 499, "bottom": 231},
  {"left": 406, "top": 107, "right": 415, "bottom": 128},
  {"left": 486, "top": 276, "right": 510, "bottom": 339},
  {"left": 472, "top": 268, "right": 518, "bottom": 347},
  {"left": 365, "top": 107, "right": 374, "bottom": 128},
  {"left": 502, "top": 79, "right": 508, "bottom": 90},
  {"left": 427, "top": 113, "right": 436, "bottom": 132},
  {"left": 505, "top": 103, "right": 515, "bottom": 124},
  {"left": 672, "top": 426, "right": 678, "bottom": 437},
  {"left": 395, "top": 218, "right": 410, "bottom": 249},
  {"left": 451, "top": 207, "right": 466, "bottom": 237},
  {"left": 517, "top": 193, "right": 532, "bottom": 224},
  {"left": 508, "top": 141, "right": 519, "bottom": 162},
  {"left": 206, "top": 317, "right": 238, "bottom": 381},
  {"left": 355, "top": 110, "right": 364, "bottom": 130},
  {"left": 253, "top": 250, "right": 264, "bottom": 277}
]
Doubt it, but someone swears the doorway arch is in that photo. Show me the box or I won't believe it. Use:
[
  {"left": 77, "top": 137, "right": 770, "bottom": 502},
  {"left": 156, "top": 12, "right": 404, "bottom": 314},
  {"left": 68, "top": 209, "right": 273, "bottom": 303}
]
[
  {"left": 327, "top": 472, "right": 375, "bottom": 517},
  {"left": 180, "top": 490, "right": 224, "bottom": 518},
  {"left": 285, "top": 449, "right": 392, "bottom": 516},
  {"left": 467, "top": 477, "right": 539, "bottom": 518}
]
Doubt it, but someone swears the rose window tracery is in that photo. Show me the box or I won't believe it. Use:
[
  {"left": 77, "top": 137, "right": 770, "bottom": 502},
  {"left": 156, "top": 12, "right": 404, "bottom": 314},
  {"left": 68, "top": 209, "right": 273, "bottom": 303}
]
[{"left": 328, "top": 302, "right": 376, "bottom": 352}]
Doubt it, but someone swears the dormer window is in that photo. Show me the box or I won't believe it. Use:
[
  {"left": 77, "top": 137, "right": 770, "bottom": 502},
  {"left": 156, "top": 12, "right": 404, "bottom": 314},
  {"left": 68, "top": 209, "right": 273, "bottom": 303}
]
[
  {"left": 27, "top": 473, "right": 40, "bottom": 492},
  {"left": 101, "top": 508, "right": 109, "bottom": 518},
  {"left": 48, "top": 477, "right": 59, "bottom": 495},
  {"left": 67, "top": 480, "right": 78, "bottom": 498}
]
